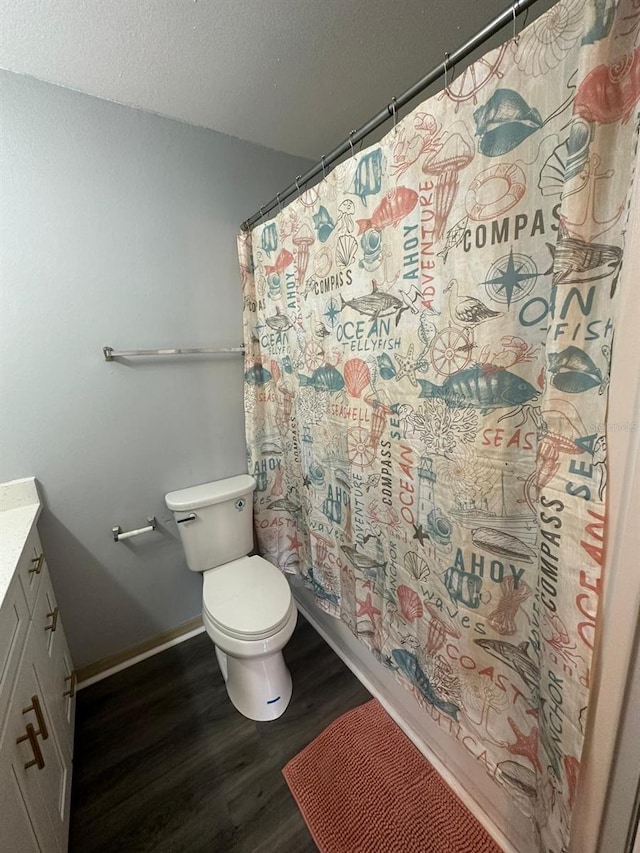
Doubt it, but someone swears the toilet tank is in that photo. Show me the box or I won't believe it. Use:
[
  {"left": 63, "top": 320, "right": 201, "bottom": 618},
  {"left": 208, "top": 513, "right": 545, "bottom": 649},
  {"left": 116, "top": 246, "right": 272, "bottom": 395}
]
[{"left": 165, "top": 475, "right": 256, "bottom": 572}]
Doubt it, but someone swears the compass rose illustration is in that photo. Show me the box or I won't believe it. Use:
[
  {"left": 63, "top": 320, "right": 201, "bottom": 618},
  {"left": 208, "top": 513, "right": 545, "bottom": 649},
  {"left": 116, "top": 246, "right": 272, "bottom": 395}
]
[
  {"left": 482, "top": 249, "right": 538, "bottom": 308},
  {"left": 323, "top": 297, "right": 341, "bottom": 329}
]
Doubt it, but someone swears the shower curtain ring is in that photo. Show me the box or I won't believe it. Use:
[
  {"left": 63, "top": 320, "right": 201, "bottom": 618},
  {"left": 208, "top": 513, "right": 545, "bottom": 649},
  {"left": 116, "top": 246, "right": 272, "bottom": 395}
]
[
  {"left": 295, "top": 175, "right": 302, "bottom": 198},
  {"left": 321, "top": 155, "right": 326, "bottom": 180},
  {"left": 512, "top": 3, "right": 518, "bottom": 42},
  {"left": 259, "top": 206, "right": 265, "bottom": 222},
  {"left": 349, "top": 131, "right": 356, "bottom": 160},
  {"left": 443, "top": 53, "right": 449, "bottom": 89},
  {"left": 276, "top": 192, "right": 282, "bottom": 214},
  {"left": 390, "top": 97, "right": 398, "bottom": 133}
]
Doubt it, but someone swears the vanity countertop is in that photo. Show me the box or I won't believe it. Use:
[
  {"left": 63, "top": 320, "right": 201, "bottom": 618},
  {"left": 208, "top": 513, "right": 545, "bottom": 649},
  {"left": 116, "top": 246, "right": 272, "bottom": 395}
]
[{"left": 0, "top": 478, "right": 42, "bottom": 606}]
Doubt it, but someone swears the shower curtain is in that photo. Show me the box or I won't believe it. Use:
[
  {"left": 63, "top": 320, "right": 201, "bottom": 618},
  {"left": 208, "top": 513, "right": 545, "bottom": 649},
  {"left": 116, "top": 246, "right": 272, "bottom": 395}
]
[{"left": 238, "top": 1, "right": 639, "bottom": 848}]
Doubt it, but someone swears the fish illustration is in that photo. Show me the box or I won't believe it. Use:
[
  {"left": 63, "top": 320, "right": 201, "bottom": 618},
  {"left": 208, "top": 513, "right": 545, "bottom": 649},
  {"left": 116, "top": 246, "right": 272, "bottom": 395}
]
[
  {"left": 340, "top": 545, "right": 387, "bottom": 573},
  {"left": 356, "top": 187, "right": 418, "bottom": 235},
  {"left": 546, "top": 234, "right": 623, "bottom": 296},
  {"left": 267, "top": 497, "right": 301, "bottom": 513},
  {"left": 340, "top": 282, "right": 409, "bottom": 325},
  {"left": 391, "top": 649, "right": 460, "bottom": 721},
  {"left": 265, "top": 248, "right": 294, "bottom": 276},
  {"left": 244, "top": 364, "right": 272, "bottom": 386},
  {"left": 265, "top": 308, "right": 293, "bottom": 332},
  {"left": 474, "top": 89, "right": 543, "bottom": 157},
  {"left": 474, "top": 639, "right": 539, "bottom": 696},
  {"left": 417, "top": 365, "right": 539, "bottom": 411},
  {"left": 497, "top": 761, "right": 537, "bottom": 799},
  {"left": 260, "top": 222, "right": 278, "bottom": 257},
  {"left": 351, "top": 149, "right": 384, "bottom": 205},
  {"left": 298, "top": 364, "right": 345, "bottom": 392},
  {"left": 471, "top": 528, "right": 534, "bottom": 563},
  {"left": 312, "top": 206, "right": 335, "bottom": 243},
  {"left": 548, "top": 345, "right": 604, "bottom": 394}
]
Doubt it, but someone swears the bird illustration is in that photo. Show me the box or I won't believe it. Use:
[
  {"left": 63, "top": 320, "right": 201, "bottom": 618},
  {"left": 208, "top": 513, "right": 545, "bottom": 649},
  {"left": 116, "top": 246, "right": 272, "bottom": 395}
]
[{"left": 445, "top": 279, "right": 502, "bottom": 328}]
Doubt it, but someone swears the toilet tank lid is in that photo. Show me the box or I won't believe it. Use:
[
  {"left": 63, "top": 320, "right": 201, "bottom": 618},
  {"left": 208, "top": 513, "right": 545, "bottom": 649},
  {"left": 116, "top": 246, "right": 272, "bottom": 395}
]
[{"left": 165, "top": 475, "right": 256, "bottom": 511}]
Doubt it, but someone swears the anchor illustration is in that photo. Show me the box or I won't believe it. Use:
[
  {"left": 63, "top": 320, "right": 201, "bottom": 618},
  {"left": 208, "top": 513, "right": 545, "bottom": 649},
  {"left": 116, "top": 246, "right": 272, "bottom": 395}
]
[{"left": 561, "top": 154, "right": 624, "bottom": 242}]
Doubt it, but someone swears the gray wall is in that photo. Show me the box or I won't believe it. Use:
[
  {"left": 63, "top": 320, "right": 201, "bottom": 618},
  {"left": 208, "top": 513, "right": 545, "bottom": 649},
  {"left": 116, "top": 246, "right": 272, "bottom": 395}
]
[{"left": 0, "top": 71, "right": 312, "bottom": 668}]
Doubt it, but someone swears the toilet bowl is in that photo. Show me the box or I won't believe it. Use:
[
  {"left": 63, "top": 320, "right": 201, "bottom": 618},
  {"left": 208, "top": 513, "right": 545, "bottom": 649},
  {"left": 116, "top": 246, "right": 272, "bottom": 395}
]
[
  {"left": 201, "top": 555, "right": 297, "bottom": 721},
  {"left": 165, "top": 475, "right": 297, "bottom": 722}
]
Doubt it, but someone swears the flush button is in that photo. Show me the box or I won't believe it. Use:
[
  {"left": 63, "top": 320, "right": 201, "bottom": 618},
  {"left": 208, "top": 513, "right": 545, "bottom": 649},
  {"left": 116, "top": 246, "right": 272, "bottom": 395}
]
[{"left": 235, "top": 499, "right": 246, "bottom": 511}]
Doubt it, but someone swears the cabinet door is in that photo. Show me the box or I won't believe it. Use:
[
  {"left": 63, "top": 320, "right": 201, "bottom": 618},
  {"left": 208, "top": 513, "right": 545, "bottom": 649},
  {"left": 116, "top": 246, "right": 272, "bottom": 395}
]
[
  {"left": 0, "top": 739, "right": 44, "bottom": 853},
  {"left": 31, "top": 566, "right": 75, "bottom": 760},
  {"left": 1, "top": 623, "right": 69, "bottom": 853}
]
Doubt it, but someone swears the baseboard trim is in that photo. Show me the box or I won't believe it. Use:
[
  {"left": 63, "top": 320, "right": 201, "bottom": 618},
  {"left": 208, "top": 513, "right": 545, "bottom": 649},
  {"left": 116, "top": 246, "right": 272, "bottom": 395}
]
[
  {"left": 292, "top": 585, "right": 532, "bottom": 853},
  {"left": 77, "top": 616, "right": 205, "bottom": 689}
]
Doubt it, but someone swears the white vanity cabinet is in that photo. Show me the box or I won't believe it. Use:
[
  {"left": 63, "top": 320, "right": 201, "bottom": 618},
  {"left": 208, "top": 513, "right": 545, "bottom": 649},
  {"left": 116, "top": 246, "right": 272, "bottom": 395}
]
[{"left": 0, "top": 485, "right": 76, "bottom": 853}]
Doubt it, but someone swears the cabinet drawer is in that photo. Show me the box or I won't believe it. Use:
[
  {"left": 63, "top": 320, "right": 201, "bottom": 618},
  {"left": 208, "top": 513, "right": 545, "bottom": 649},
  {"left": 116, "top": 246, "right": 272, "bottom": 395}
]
[
  {"left": 0, "top": 573, "right": 30, "bottom": 725},
  {"left": 16, "top": 526, "right": 46, "bottom": 616},
  {"left": 31, "top": 565, "right": 76, "bottom": 759}
]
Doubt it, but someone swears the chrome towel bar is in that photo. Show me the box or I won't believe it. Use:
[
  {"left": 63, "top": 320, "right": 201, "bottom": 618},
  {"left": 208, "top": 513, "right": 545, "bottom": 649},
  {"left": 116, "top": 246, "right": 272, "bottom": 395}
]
[{"left": 103, "top": 345, "right": 244, "bottom": 361}]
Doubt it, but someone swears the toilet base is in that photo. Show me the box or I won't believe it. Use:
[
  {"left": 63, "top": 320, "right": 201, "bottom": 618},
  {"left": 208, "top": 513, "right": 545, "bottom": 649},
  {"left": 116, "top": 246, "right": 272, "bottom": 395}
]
[{"left": 215, "top": 648, "right": 293, "bottom": 721}]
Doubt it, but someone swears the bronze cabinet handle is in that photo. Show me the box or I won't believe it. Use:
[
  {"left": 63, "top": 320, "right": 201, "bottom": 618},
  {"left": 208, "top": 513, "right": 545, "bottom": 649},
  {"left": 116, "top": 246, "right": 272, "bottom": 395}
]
[
  {"left": 16, "top": 723, "right": 45, "bottom": 770},
  {"left": 63, "top": 671, "right": 77, "bottom": 699},
  {"left": 22, "top": 694, "right": 49, "bottom": 740},
  {"left": 29, "top": 554, "right": 44, "bottom": 575},
  {"left": 44, "top": 606, "right": 59, "bottom": 633}
]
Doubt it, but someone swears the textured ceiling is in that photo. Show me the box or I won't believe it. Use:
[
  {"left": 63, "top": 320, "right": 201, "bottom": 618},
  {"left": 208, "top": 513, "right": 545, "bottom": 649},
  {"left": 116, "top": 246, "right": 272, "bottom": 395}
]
[{"left": 0, "top": 0, "right": 554, "bottom": 159}]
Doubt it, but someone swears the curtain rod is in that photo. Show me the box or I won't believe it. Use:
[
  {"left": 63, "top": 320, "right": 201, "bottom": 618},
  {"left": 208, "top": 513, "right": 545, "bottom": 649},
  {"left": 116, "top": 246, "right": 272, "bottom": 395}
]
[{"left": 241, "top": 0, "right": 540, "bottom": 232}]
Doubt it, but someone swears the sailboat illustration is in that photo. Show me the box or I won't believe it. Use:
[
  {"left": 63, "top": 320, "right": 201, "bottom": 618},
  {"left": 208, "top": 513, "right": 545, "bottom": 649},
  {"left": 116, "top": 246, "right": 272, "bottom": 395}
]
[{"left": 450, "top": 467, "right": 537, "bottom": 545}]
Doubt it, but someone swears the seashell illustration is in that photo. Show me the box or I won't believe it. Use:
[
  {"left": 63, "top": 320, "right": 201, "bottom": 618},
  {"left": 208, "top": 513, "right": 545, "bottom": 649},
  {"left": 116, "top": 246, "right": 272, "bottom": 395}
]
[
  {"left": 473, "top": 90, "right": 543, "bottom": 157},
  {"left": 574, "top": 46, "right": 640, "bottom": 125},
  {"left": 548, "top": 345, "right": 604, "bottom": 392},
  {"left": 538, "top": 119, "right": 592, "bottom": 197},
  {"left": 312, "top": 206, "right": 336, "bottom": 242},
  {"left": 404, "top": 551, "right": 430, "bottom": 581},
  {"left": 397, "top": 584, "right": 424, "bottom": 622},
  {"left": 512, "top": 0, "right": 585, "bottom": 77},
  {"left": 377, "top": 353, "right": 397, "bottom": 380},
  {"left": 471, "top": 528, "right": 534, "bottom": 563},
  {"left": 343, "top": 358, "right": 372, "bottom": 398},
  {"left": 308, "top": 461, "right": 325, "bottom": 486},
  {"left": 336, "top": 234, "right": 358, "bottom": 269}
]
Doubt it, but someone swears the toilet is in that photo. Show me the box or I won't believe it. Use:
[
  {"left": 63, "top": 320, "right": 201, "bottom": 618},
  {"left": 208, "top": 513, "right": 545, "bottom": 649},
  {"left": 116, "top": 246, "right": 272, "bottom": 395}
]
[{"left": 165, "top": 474, "right": 297, "bottom": 721}]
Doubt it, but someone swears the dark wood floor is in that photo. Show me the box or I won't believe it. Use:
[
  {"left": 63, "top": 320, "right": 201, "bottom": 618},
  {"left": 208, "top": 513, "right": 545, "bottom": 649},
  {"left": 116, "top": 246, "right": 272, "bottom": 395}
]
[{"left": 69, "top": 615, "right": 371, "bottom": 853}]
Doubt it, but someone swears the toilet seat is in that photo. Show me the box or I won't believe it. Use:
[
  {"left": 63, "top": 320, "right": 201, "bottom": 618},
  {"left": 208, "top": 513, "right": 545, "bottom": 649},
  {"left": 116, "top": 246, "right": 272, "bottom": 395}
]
[{"left": 202, "top": 555, "right": 293, "bottom": 640}]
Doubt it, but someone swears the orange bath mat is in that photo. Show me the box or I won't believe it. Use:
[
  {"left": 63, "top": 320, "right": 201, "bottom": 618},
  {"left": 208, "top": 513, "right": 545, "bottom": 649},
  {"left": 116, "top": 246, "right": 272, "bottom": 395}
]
[{"left": 283, "top": 698, "right": 503, "bottom": 853}]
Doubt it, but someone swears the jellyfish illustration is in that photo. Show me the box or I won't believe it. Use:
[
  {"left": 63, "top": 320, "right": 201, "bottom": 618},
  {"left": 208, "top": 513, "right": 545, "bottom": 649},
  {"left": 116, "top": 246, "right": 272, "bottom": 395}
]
[
  {"left": 336, "top": 199, "right": 356, "bottom": 235},
  {"left": 422, "top": 122, "right": 475, "bottom": 241},
  {"left": 425, "top": 603, "right": 461, "bottom": 654},
  {"left": 293, "top": 223, "right": 315, "bottom": 285}
]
